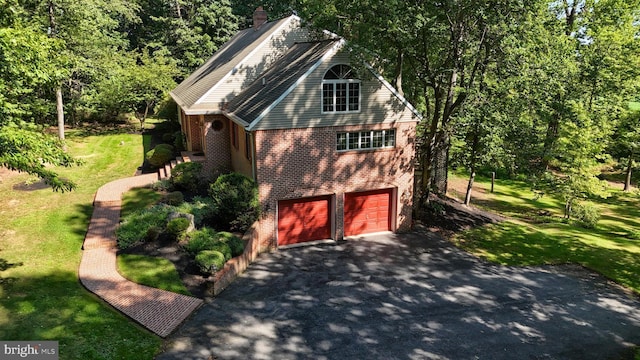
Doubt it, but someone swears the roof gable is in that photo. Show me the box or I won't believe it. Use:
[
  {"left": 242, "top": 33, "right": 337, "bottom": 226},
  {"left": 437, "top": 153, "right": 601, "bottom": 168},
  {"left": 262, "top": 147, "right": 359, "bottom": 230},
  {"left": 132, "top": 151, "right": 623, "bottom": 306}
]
[
  {"left": 225, "top": 39, "right": 343, "bottom": 127},
  {"left": 170, "top": 16, "right": 297, "bottom": 110}
]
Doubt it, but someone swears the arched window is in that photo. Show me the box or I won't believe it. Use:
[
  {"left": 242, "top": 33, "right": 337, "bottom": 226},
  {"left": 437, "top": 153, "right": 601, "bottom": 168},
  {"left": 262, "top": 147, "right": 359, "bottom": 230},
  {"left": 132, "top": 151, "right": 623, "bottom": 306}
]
[{"left": 322, "top": 64, "right": 360, "bottom": 113}]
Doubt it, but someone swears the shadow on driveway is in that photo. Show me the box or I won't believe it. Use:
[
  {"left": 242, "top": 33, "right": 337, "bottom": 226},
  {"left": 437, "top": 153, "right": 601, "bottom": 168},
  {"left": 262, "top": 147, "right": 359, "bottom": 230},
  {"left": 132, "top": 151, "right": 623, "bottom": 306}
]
[{"left": 158, "top": 228, "right": 640, "bottom": 360}]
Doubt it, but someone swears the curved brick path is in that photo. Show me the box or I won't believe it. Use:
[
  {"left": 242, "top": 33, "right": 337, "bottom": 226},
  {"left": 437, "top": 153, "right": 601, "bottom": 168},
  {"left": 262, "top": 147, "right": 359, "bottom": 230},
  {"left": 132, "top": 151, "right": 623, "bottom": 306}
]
[{"left": 79, "top": 173, "right": 203, "bottom": 337}]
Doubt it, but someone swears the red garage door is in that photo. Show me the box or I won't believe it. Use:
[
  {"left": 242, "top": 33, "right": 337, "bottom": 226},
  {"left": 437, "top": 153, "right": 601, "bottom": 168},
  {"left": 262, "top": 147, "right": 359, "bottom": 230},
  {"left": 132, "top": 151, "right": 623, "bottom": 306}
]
[
  {"left": 344, "top": 189, "right": 392, "bottom": 236},
  {"left": 278, "top": 196, "right": 331, "bottom": 246}
]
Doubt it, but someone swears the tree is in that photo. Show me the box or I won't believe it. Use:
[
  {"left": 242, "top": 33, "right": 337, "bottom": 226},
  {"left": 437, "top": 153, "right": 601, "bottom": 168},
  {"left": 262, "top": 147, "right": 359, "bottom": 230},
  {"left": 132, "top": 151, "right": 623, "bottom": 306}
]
[
  {"left": 609, "top": 109, "right": 640, "bottom": 191},
  {"left": 305, "top": 0, "right": 535, "bottom": 203},
  {"left": 0, "top": 123, "right": 80, "bottom": 191}
]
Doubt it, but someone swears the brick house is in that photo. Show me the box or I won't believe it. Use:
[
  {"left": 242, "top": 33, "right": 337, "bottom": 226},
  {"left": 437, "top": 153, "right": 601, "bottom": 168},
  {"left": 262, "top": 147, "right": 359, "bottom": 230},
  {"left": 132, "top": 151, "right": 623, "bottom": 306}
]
[{"left": 170, "top": 9, "right": 420, "bottom": 250}]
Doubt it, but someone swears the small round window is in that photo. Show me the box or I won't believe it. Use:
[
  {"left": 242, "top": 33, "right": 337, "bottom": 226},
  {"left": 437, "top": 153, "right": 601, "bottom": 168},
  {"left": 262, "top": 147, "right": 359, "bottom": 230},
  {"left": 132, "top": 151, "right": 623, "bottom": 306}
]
[{"left": 211, "top": 119, "right": 224, "bottom": 132}]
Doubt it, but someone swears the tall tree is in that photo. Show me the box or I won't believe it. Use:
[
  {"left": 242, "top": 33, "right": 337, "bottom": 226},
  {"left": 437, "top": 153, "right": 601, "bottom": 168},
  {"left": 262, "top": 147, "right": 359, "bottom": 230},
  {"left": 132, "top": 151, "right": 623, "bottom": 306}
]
[{"left": 306, "top": 0, "right": 533, "bottom": 202}]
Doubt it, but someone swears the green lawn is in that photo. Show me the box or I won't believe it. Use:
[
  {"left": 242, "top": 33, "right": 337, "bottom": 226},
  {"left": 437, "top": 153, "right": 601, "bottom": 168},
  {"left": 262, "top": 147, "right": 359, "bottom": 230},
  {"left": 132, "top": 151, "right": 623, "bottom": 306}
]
[
  {"left": 450, "top": 172, "right": 640, "bottom": 294},
  {"left": 117, "top": 255, "right": 190, "bottom": 296},
  {"left": 0, "top": 129, "right": 162, "bottom": 359}
]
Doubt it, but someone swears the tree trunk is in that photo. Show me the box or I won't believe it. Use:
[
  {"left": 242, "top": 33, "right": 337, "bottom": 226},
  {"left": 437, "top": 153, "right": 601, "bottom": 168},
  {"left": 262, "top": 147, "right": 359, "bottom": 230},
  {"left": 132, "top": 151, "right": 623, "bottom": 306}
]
[
  {"left": 56, "top": 86, "right": 64, "bottom": 140},
  {"left": 464, "top": 171, "right": 475, "bottom": 206},
  {"left": 393, "top": 50, "right": 404, "bottom": 97},
  {"left": 624, "top": 157, "right": 633, "bottom": 192}
]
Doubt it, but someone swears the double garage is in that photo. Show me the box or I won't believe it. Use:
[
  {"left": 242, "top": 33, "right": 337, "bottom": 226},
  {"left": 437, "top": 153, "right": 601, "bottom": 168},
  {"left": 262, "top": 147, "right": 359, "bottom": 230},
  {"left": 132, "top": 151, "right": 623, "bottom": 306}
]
[{"left": 277, "top": 188, "right": 395, "bottom": 246}]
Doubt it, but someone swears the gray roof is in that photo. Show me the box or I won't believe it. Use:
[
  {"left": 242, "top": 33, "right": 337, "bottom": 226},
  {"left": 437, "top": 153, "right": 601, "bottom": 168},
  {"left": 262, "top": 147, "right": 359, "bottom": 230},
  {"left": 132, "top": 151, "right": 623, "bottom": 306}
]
[
  {"left": 170, "top": 17, "right": 293, "bottom": 109},
  {"left": 225, "top": 39, "right": 341, "bottom": 126}
]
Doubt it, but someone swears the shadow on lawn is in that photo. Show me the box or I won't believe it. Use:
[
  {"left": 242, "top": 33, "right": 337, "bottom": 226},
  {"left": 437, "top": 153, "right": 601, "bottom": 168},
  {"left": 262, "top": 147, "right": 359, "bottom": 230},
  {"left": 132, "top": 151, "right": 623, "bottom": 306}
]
[{"left": 0, "top": 269, "right": 161, "bottom": 359}]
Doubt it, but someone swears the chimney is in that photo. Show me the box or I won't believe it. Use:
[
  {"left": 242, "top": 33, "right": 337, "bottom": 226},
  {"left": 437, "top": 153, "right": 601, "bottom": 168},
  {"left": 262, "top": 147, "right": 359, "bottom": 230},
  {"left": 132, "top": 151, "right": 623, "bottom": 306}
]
[{"left": 253, "top": 6, "right": 267, "bottom": 29}]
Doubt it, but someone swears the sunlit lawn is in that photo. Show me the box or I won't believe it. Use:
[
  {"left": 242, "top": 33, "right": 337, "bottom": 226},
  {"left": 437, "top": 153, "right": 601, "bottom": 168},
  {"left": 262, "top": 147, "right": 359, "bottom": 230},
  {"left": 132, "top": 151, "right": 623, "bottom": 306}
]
[
  {"left": 0, "top": 128, "right": 162, "bottom": 359},
  {"left": 450, "top": 172, "right": 640, "bottom": 294}
]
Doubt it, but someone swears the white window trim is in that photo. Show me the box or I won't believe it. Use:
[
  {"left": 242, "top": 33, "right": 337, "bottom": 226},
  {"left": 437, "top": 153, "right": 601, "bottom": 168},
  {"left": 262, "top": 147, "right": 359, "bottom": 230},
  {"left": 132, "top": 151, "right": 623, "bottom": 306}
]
[
  {"left": 336, "top": 129, "right": 396, "bottom": 152},
  {"left": 321, "top": 80, "right": 361, "bottom": 114}
]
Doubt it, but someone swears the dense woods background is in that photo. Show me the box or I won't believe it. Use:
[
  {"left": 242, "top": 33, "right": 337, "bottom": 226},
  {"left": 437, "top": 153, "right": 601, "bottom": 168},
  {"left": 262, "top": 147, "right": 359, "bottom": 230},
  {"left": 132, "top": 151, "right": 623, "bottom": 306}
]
[{"left": 1, "top": 0, "right": 639, "bottom": 210}]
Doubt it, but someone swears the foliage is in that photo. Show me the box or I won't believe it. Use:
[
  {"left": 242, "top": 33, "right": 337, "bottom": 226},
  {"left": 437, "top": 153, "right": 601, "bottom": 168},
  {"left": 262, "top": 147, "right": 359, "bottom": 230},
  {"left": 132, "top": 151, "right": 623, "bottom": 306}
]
[
  {"left": 175, "top": 196, "right": 217, "bottom": 227},
  {"left": 145, "top": 143, "right": 174, "bottom": 167},
  {"left": 161, "top": 191, "right": 184, "bottom": 205},
  {"left": 182, "top": 227, "right": 218, "bottom": 255},
  {"left": 209, "top": 172, "right": 259, "bottom": 231},
  {"left": 166, "top": 217, "right": 191, "bottom": 240},
  {"left": 173, "top": 131, "right": 186, "bottom": 152},
  {"left": 117, "top": 254, "right": 191, "bottom": 295},
  {"left": 572, "top": 202, "right": 601, "bottom": 229},
  {"left": 217, "top": 231, "right": 245, "bottom": 257},
  {"left": 116, "top": 205, "right": 172, "bottom": 248},
  {"left": 533, "top": 171, "right": 608, "bottom": 219},
  {"left": 151, "top": 178, "right": 174, "bottom": 192},
  {"left": 195, "top": 250, "right": 226, "bottom": 273},
  {"left": 171, "top": 161, "right": 204, "bottom": 192},
  {"left": 449, "top": 172, "right": 640, "bottom": 294},
  {"left": 0, "top": 123, "right": 81, "bottom": 191},
  {"left": 0, "top": 131, "right": 161, "bottom": 358}
]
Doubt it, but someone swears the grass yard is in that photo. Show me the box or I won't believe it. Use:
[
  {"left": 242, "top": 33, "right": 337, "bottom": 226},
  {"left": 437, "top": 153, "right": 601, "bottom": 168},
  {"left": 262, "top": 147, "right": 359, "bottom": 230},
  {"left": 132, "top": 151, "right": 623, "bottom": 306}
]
[
  {"left": 117, "top": 255, "right": 190, "bottom": 296},
  {"left": 449, "top": 172, "right": 640, "bottom": 294},
  {"left": 0, "top": 128, "right": 162, "bottom": 359}
]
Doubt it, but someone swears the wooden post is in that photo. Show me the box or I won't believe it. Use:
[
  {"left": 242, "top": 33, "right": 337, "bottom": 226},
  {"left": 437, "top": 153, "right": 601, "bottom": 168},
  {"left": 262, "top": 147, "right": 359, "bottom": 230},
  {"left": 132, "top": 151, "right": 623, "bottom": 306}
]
[{"left": 491, "top": 172, "right": 495, "bottom": 193}]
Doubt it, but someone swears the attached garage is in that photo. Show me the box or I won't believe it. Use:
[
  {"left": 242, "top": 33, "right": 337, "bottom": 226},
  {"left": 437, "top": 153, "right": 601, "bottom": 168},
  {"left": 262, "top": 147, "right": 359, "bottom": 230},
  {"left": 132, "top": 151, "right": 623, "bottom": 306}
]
[
  {"left": 344, "top": 189, "right": 393, "bottom": 236},
  {"left": 277, "top": 196, "right": 332, "bottom": 246}
]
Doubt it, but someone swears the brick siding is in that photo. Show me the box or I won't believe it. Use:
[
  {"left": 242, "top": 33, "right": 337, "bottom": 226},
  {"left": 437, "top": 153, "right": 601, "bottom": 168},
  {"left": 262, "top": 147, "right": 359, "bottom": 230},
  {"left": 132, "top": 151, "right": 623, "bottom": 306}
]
[
  {"left": 202, "top": 115, "right": 231, "bottom": 179},
  {"left": 254, "top": 122, "right": 416, "bottom": 249}
]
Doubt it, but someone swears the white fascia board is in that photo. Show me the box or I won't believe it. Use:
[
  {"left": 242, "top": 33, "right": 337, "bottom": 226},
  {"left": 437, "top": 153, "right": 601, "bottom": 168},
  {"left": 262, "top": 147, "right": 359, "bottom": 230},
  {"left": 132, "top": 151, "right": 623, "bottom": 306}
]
[
  {"left": 194, "top": 15, "right": 301, "bottom": 106},
  {"left": 224, "top": 111, "right": 250, "bottom": 128},
  {"left": 183, "top": 109, "right": 223, "bottom": 116},
  {"left": 363, "top": 62, "right": 423, "bottom": 121},
  {"left": 247, "top": 39, "right": 347, "bottom": 131}
]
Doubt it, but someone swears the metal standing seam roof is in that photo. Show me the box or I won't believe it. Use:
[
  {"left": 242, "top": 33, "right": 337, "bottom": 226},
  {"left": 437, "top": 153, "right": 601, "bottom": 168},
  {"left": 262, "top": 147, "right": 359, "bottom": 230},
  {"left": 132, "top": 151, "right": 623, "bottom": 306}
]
[
  {"left": 170, "top": 16, "right": 295, "bottom": 110},
  {"left": 224, "top": 39, "right": 342, "bottom": 127}
]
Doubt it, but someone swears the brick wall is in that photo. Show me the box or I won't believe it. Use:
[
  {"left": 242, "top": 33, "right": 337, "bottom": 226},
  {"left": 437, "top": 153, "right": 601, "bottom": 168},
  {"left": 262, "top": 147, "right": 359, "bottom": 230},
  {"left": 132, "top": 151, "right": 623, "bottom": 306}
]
[
  {"left": 202, "top": 115, "right": 231, "bottom": 179},
  {"left": 254, "top": 122, "right": 416, "bottom": 249}
]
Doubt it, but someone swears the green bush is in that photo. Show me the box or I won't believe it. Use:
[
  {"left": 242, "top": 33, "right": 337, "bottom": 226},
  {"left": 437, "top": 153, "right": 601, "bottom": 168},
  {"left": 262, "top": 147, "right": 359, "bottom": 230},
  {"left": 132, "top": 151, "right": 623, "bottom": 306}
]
[
  {"left": 174, "top": 132, "right": 185, "bottom": 152},
  {"left": 146, "top": 144, "right": 174, "bottom": 168},
  {"left": 161, "top": 191, "right": 184, "bottom": 205},
  {"left": 183, "top": 227, "right": 217, "bottom": 254},
  {"left": 162, "top": 132, "right": 175, "bottom": 143},
  {"left": 209, "top": 173, "right": 260, "bottom": 232},
  {"left": 151, "top": 179, "right": 174, "bottom": 192},
  {"left": 175, "top": 196, "right": 217, "bottom": 227},
  {"left": 195, "top": 250, "right": 226, "bottom": 273},
  {"left": 171, "top": 162, "right": 203, "bottom": 192},
  {"left": 116, "top": 205, "right": 171, "bottom": 248},
  {"left": 166, "top": 217, "right": 190, "bottom": 240},
  {"left": 218, "top": 231, "right": 245, "bottom": 257},
  {"left": 572, "top": 202, "right": 601, "bottom": 229},
  {"left": 183, "top": 228, "right": 234, "bottom": 260}
]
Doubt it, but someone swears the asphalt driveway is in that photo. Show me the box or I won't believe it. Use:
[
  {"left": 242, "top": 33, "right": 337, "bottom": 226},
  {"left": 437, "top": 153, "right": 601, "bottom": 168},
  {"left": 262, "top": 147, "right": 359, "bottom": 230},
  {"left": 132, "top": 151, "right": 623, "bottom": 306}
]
[{"left": 158, "top": 228, "right": 640, "bottom": 360}]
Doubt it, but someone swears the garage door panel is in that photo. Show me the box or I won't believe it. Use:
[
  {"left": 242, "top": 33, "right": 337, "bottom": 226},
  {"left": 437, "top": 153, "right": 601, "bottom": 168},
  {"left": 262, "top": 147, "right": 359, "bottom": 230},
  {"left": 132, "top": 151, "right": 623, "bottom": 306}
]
[
  {"left": 278, "top": 196, "right": 331, "bottom": 246},
  {"left": 344, "top": 189, "right": 392, "bottom": 236}
]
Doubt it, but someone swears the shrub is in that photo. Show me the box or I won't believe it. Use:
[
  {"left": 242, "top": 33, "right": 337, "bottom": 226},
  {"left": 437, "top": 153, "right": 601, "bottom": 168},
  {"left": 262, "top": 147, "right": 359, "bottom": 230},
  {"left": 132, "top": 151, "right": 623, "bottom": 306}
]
[
  {"left": 151, "top": 179, "right": 174, "bottom": 192},
  {"left": 195, "top": 250, "right": 226, "bottom": 273},
  {"left": 162, "top": 132, "right": 175, "bottom": 143},
  {"left": 146, "top": 144, "right": 174, "bottom": 168},
  {"left": 116, "top": 205, "right": 171, "bottom": 248},
  {"left": 171, "top": 162, "right": 203, "bottom": 192},
  {"left": 175, "top": 196, "right": 217, "bottom": 227},
  {"left": 173, "top": 132, "right": 185, "bottom": 152},
  {"left": 209, "top": 173, "right": 260, "bottom": 231},
  {"left": 183, "top": 227, "right": 217, "bottom": 254},
  {"left": 161, "top": 191, "right": 184, "bottom": 205},
  {"left": 572, "top": 202, "right": 601, "bottom": 229},
  {"left": 217, "top": 231, "right": 244, "bottom": 257},
  {"left": 166, "top": 217, "right": 191, "bottom": 240}
]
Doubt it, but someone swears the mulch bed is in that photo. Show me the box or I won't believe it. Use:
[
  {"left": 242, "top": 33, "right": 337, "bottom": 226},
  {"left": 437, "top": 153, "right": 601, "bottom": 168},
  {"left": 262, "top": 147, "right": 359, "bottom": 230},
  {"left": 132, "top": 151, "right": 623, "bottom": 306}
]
[{"left": 416, "top": 194, "right": 504, "bottom": 237}]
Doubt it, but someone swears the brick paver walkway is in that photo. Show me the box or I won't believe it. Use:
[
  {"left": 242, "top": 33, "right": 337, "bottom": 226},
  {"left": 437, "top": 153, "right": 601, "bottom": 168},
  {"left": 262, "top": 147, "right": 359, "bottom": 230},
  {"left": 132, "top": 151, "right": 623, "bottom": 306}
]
[{"left": 79, "top": 173, "right": 202, "bottom": 337}]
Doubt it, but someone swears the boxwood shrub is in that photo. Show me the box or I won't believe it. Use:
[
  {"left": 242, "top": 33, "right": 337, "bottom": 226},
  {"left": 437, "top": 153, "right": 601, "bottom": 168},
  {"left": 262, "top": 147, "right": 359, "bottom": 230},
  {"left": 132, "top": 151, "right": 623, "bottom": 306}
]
[
  {"left": 217, "top": 231, "right": 244, "bottom": 257},
  {"left": 195, "top": 250, "right": 226, "bottom": 273},
  {"left": 175, "top": 196, "right": 217, "bottom": 227},
  {"left": 166, "top": 217, "right": 191, "bottom": 241},
  {"left": 146, "top": 144, "right": 174, "bottom": 168},
  {"left": 209, "top": 173, "right": 259, "bottom": 232},
  {"left": 171, "top": 162, "right": 203, "bottom": 192}
]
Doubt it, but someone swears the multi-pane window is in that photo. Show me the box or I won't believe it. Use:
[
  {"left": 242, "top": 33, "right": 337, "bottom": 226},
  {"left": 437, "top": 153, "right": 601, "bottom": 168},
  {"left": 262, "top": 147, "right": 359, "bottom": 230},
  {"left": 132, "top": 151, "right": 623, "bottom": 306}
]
[
  {"left": 322, "top": 64, "right": 360, "bottom": 113},
  {"left": 336, "top": 129, "right": 396, "bottom": 151}
]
